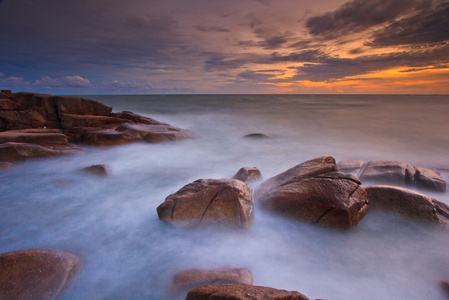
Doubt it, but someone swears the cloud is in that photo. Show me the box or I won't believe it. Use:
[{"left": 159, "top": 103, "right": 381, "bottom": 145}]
[
  {"left": 0, "top": 73, "right": 28, "bottom": 88},
  {"left": 368, "top": 1, "right": 449, "bottom": 47},
  {"left": 110, "top": 80, "right": 152, "bottom": 89},
  {"left": 237, "top": 70, "right": 283, "bottom": 82},
  {"left": 306, "top": 0, "right": 433, "bottom": 38},
  {"left": 34, "top": 75, "right": 91, "bottom": 88},
  {"left": 195, "top": 25, "right": 230, "bottom": 33}
]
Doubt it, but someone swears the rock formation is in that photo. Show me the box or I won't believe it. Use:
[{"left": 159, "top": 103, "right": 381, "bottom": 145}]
[{"left": 232, "top": 167, "right": 262, "bottom": 183}]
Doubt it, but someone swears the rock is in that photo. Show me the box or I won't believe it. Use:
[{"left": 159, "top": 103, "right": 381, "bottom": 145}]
[
  {"left": 0, "top": 142, "right": 61, "bottom": 162},
  {"left": 0, "top": 248, "right": 81, "bottom": 300},
  {"left": 157, "top": 179, "right": 254, "bottom": 229},
  {"left": 337, "top": 160, "right": 365, "bottom": 177},
  {"left": 53, "top": 96, "right": 112, "bottom": 116},
  {"left": 0, "top": 129, "right": 68, "bottom": 147},
  {"left": 414, "top": 167, "right": 446, "bottom": 192},
  {"left": 244, "top": 133, "right": 271, "bottom": 139},
  {"left": 170, "top": 268, "right": 253, "bottom": 295},
  {"left": 359, "top": 160, "right": 416, "bottom": 186},
  {"left": 0, "top": 162, "right": 13, "bottom": 169},
  {"left": 256, "top": 156, "right": 369, "bottom": 229},
  {"left": 232, "top": 167, "right": 262, "bottom": 183},
  {"left": 116, "top": 123, "right": 191, "bottom": 143},
  {"left": 0, "top": 98, "right": 20, "bottom": 110},
  {"left": 111, "top": 111, "right": 164, "bottom": 125},
  {"left": 78, "top": 128, "right": 141, "bottom": 146},
  {"left": 441, "top": 281, "right": 449, "bottom": 298},
  {"left": 364, "top": 185, "right": 449, "bottom": 223},
  {"left": 60, "top": 113, "right": 128, "bottom": 130},
  {"left": 82, "top": 164, "right": 110, "bottom": 177},
  {"left": 185, "top": 284, "right": 310, "bottom": 300},
  {"left": 0, "top": 110, "right": 47, "bottom": 130}
]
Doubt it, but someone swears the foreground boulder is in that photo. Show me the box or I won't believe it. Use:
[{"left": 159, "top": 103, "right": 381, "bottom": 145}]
[
  {"left": 365, "top": 185, "right": 449, "bottom": 224},
  {"left": 157, "top": 179, "right": 254, "bottom": 229},
  {"left": 0, "top": 142, "right": 61, "bottom": 162},
  {"left": 256, "top": 156, "right": 369, "bottom": 229},
  {"left": 0, "top": 248, "right": 81, "bottom": 300},
  {"left": 232, "top": 167, "right": 262, "bottom": 183},
  {"left": 170, "top": 268, "right": 253, "bottom": 295},
  {"left": 185, "top": 284, "right": 310, "bottom": 300},
  {"left": 338, "top": 160, "right": 446, "bottom": 192}
]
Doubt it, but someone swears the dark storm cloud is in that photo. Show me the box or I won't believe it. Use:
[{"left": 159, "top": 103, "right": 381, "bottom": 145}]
[
  {"left": 237, "top": 70, "right": 283, "bottom": 82},
  {"left": 306, "top": 0, "right": 434, "bottom": 38},
  {"left": 204, "top": 55, "right": 249, "bottom": 71},
  {"left": 369, "top": 1, "right": 449, "bottom": 47}
]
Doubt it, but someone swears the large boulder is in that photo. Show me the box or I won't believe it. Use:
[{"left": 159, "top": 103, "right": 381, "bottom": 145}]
[
  {"left": 232, "top": 167, "right": 262, "bottom": 183},
  {"left": 414, "top": 167, "right": 446, "bottom": 192},
  {"left": 0, "top": 142, "right": 61, "bottom": 162},
  {"left": 365, "top": 185, "right": 449, "bottom": 223},
  {"left": 157, "top": 179, "right": 254, "bottom": 229},
  {"left": 185, "top": 284, "right": 310, "bottom": 300},
  {"left": 0, "top": 109, "right": 47, "bottom": 130},
  {"left": 170, "top": 268, "right": 253, "bottom": 295},
  {"left": 77, "top": 128, "right": 141, "bottom": 146},
  {"left": 256, "top": 156, "right": 369, "bottom": 229},
  {"left": 115, "top": 123, "right": 191, "bottom": 143},
  {"left": 60, "top": 114, "right": 128, "bottom": 130},
  {"left": 0, "top": 129, "right": 68, "bottom": 147},
  {"left": 0, "top": 248, "right": 81, "bottom": 300}
]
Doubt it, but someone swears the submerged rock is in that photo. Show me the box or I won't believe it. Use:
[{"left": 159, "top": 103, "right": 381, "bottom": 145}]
[
  {"left": 256, "top": 156, "right": 369, "bottom": 229},
  {"left": 157, "top": 179, "right": 254, "bottom": 229},
  {"left": 365, "top": 185, "right": 449, "bottom": 224},
  {"left": 0, "top": 248, "right": 81, "bottom": 300},
  {"left": 82, "top": 164, "right": 110, "bottom": 177},
  {"left": 170, "top": 268, "right": 253, "bottom": 295},
  {"left": 232, "top": 167, "right": 262, "bottom": 183},
  {"left": 185, "top": 284, "right": 310, "bottom": 300},
  {"left": 414, "top": 167, "right": 446, "bottom": 192},
  {"left": 243, "top": 133, "right": 271, "bottom": 139}
]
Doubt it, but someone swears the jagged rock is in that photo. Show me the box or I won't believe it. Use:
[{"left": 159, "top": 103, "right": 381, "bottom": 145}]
[
  {"left": 365, "top": 185, "right": 449, "bottom": 223},
  {"left": 0, "top": 142, "right": 61, "bottom": 162},
  {"left": 116, "top": 123, "right": 191, "bottom": 143},
  {"left": 414, "top": 167, "right": 446, "bottom": 192},
  {"left": 60, "top": 114, "right": 128, "bottom": 130},
  {"left": 256, "top": 156, "right": 369, "bottom": 229},
  {"left": 337, "top": 160, "right": 365, "bottom": 177},
  {"left": 0, "top": 248, "right": 81, "bottom": 300},
  {"left": 0, "top": 98, "right": 19, "bottom": 110},
  {"left": 232, "top": 167, "right": 262, "bottom": 183},
  {"left": 170, "top": 268, "right": 253, "bottom": 295},
  {"left": 244, "top": 133, "right": 271, "bottom": 139},
  {"left": 0, "top": 129, "right": 68, "bottom": 146},
  {"left": 157, "top": 179, "right": 254, "bottom": 229},
  {"left": 185, "top": 284, "right": 310, "bottom": 300},
  {"left": 0, "top": 110, "right": 47, "bottom": 130},
  {"left": 82, "top": 164, "right": 110, "bottom": 177}
]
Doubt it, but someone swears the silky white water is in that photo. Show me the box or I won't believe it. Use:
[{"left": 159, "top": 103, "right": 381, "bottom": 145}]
[{"left": 1, "top": 94, "right": 448, "bottom": 299}]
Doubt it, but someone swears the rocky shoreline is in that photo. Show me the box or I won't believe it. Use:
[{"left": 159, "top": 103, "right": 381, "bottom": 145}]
[{"left": 1, "top": 91, "right": 449, "bottom": 299}]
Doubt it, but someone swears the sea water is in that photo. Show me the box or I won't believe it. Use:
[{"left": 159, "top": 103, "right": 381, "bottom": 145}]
[{"left": 1, "top": 94, "right": 448, "bottom": 299}]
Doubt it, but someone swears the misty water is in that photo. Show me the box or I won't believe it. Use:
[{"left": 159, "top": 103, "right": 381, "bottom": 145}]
[{"left": 1, "top": 94, "right": 449, "bottom": 299}]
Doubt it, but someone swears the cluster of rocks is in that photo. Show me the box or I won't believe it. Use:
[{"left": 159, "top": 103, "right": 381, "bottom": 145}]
[{"left": 0, "top": 90, "right": 190, "bottom": 164}]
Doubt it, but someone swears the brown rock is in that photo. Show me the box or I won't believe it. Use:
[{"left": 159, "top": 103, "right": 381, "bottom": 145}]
[
  {"left": 365, "top": 185, "right": 449, "bottom": 223},
  {"left": 0, "top": 142, "right": 60, "bottom": 162},
  {"left": 0, "top": 162, "right": 13, "bottom": 169},
  {"left": 53, "top": 96, "right": 112, "bottom": 116},
  {"left": 256, "top": 156, "right": 369, "bottom": 229},
  {"left": 111, "top": 111, "right": 164, "bottom": 125},
  {"left": 170, "top": 268, "right": 253, "bottom": 295},
  {"left": 0, "top": 248, "right": 81, "bottom": 300},
  {"left": 337, "top": 160, "right": 365, "bottom": 177},
  {"left": 0, "top": 98, "right": 20, "bottom": 110},
  {"left": 60, "top": 114, "right": 128, "bottom": 130},
  {"left": 244, "top": 133, "right": 271, "bottom": 139},
  {"left": 359, "top": 160, "right": 416, "bottom": 186},
  {"left": 232, "top": 167, "right": 262, "bottom": 183},
  {"left": 414, "top": 167, "right": 446, "bottom": 192},
  {"left": 82, "top": 164, "right": 110, "bottom": 176},
  {"left": 116, "top": 123, "right": 191, "bottom": 143},
  {"left": 0, "top": 129, "right": 68, "bottom": 147},
  {"left": 157, "top": 179, "right": 254, "bottom": 229},
  {"left": 0, "top": 110, "right": 47, "bottom": 130},
  {"left": 79, "top": 128, "right": 141, "bottom": 146},
  {"left": 185, "top": 284, "right": 310, "bottom": 300}
]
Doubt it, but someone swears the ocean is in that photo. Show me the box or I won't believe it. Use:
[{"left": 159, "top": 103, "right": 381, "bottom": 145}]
[{"left": 1, "top": 94, "right": 449, "bottom": 299}]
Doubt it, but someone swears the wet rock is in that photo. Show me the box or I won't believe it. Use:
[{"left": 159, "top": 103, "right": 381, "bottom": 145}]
[
  {"left": 116, "top": 123, "right": 191, "bottom": 143},
  {"left": 365, "top": 185, "right": 449, "bottom": 223},
  {"left": 359, "top": 160, "right": 416, "bottom": 186},
  {"left": 256, "top": 156, "right": 369, "bottom": 229},
  {"left": 337, "top": 160, "right": 365, "bottom": 177},
  {"left": 244, "top": 133, "right": 271, "bottom": 139},
  {"left": 0, "top": 142, "right": 61, "bottom": 162},
  {"left": 60, "top": 113, "right": 128, "bottom": 130},
  {"left": 0, "top": 129, "right": 68, "bottom": 147},
  {"left": 157, "top": 179, "right": 254, "bottom": 229},
  {"left": 414, "top": 167, "right": 446, "bottom": 192},
  {"left": 82, "top": 164, "right": 110, "bottom": 177},
  {"left": 170, "top": 268, "right": 253, "bottom": 295},
  {"left": 78, "top": 128, "right": 141, "bottom": 146},
  {"left": 232, "top": 167, "right": 262, "bottom": 183},
  {"left": 185, "top": 284, "right": 310, "bottom": 300},
  {"left": 0, "top": 248, "right": 81, "bottom": 300}
]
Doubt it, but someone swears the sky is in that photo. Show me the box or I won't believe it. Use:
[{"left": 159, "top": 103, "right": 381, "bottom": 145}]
[{"left": 0, "top": 0, "right": 448, "bottom": 94}]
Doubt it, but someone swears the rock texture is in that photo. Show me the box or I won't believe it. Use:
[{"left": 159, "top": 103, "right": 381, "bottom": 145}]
[
  {"left": 82, "top": 164, "right": 110, "bottom": 177},
  {"left": 0, "top": 142, "right": 61, "bottom": 162},
  {"left": 244, "top": 133, "right": 271, "bottom": 139},
  {"left": 232, "top": 167, "right": 262, "bottom": 183},
  {"left": 0, "top": 248, "right": 81, "bottom": 300},
  {"left": 337, "top": 160, "right": 446, "bottom": 192},
  {"left": 256, "top": 156, "right": 369, "bottom": 229},
  {"left": 365, "top": 185, "right": 449, "bottom": 223},
  {"left": 185, "top": 284, "right": 310, "bottom": 300},
  {"left": 0, "top": 91, "right": 191, "bottom": 161},
  {"left": 157, "top": 179, "right": 254, "bottom": 229},
  {"left": 170, "top": 268, "right": 253, "bottom": 295}
]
